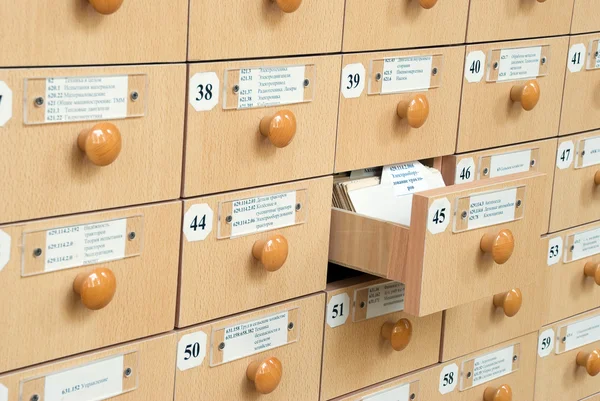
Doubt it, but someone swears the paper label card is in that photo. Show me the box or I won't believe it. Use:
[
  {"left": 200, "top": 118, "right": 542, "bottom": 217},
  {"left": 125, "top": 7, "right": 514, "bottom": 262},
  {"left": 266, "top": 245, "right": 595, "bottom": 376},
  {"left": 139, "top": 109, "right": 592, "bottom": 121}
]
[
  {"left": 362, "top": 382, "right": 420, "bottom": 401},
  {"left": 353, "top": 281, "right": 405, "bottom": 322},
  {"left": 487, "top": 150, "right": 533, "bottom": 178},
  {"left": 460, "top": 345, "right": 519, "bottom": 390},
  {"left": 453, "top": 187, "right": 525, "bottom": 232},
  {"left": 368, "top": 55, "right": 443, "bottom": 95},
  {"left": 487, "top": 46, "right": 549, "bottom": 82},
  {"left": 210, "top": 309, "right": 299, "bottom": 366},
  {"left": 575, "top": 136, "right": 600, "bottom": 168},
  {"left": 564, "top": 227, "right": 600, "bottom": 263},
  {"left": 21, "top": 216, "right": 143, "bottom": 277},
  {"left": 556, "top": 314, "right": 600, "bottom": 353}
]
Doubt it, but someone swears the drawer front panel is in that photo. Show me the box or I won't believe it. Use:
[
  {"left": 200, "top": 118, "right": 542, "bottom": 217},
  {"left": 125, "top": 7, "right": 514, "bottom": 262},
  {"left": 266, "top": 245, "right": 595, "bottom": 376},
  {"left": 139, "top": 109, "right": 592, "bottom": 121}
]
[
  {"left": 550, "top": 131, "right": 600, "bottom": 231},
  {"left": 0, "top": 65, "right": 185, "bottom": 224},
  {"left": 178, "top": 177, "right": 331, "bottom": 327},
  {"left": 442, "top": 138, "right": 557, "bottom": 234},
  {"left": 188, "top": 0, "right": 344, "bottom": 60},
  {"left": 336, "top": 46, "right": 464, "bottom": 173},
  {"left": 572, "top": 0, "right": 600, "bottom": 34},
  {"left": 458, "top": 37, "right": 568, "bottom": 153},
  {"left": 174, "top": 294, "right": 325, "bottom": 401},
  {"left": 321, "top": 277, "right": 442, "bottom": 400},
  {"left": 561, "top": 34, "right": 600, "bottom": 136},
  {"left": 342, "top": 0, "right": 469, "bottom": 52},
  {"left": 0, "top": 202, "right": 181, "bottom": 372},
  {"left": 0, "top": 1, "right": 187, "bottom": 66},
  {"left": 536, "top": 308, "right": 600, "bottom": 400},
  {"left": 184, "top": 56, "right": 339, "bottom": 196},
  {"left": 467, "top": 0, "right": 573, "bottom": 42},
  {"left": 0, "top": 333, "right": 176, "bottom": 401}
]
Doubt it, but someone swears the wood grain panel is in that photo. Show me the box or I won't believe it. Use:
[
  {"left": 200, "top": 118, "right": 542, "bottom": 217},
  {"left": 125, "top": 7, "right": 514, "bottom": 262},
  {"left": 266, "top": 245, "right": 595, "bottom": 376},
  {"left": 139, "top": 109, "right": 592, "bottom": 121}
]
[
  {"left": 0, "top": 1, "right": 187, "bottom": 66},
  {"left": 571, "top": 0, "right": 600, "bottom": 34},
  {"left": 0, "top": 65, "right": 185, "bottom": 224},
  {"left": 0, "top": 201, "right": 181, "bottom": 372}
]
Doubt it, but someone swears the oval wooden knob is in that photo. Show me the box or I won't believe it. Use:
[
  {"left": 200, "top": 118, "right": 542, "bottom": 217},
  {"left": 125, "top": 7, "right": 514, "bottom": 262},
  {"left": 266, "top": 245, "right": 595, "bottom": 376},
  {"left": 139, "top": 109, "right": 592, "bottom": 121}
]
[
  {"left": 259, "top": 110, "right": 296, "bottom": 148},
  {"left": 480, "top": 229, "right": 515, "bottom": 264},
  {"left": 594, "top": 171, "right": 600, "bottom": 185},
  {"left": 381, "top": 318, "right": 413, "bottom": 351},
  {"left": 397, "top": 94, "right": 430, "bottom": 128},
  {"left": 274, "top": 0, "right": 302, "bottom": 13},
  {"left": 77, "top": 122, "right": 122, "bottom": 166},
  {"left": 88, "top": 0, "right": 124, "bottom": 14},
  {"left": 252, "top": 234, "right": 289, "bottom": 272},
  {"left": 576, "top": 350, "right": 600, "bottom": 376},
  {"left": 584, "top": 262, "right": 600, "bottom": 285},
  {"left": 246, "top": 357, "right": 283, "bottom": 394},
  {"left": 484, "top": 384, "right": 513, "bottom": 401},
  {"left": 510, "top": 80, "right": 540, "bottom": 111},
  {"left": 73, "top": 267, "right": 117, "bottom": 310},
  {"left": 418, "top": 0, "right": 438, "bottom": 9},
  {"left": 493, "top": 289, "right": 522, "bottom": 317}
]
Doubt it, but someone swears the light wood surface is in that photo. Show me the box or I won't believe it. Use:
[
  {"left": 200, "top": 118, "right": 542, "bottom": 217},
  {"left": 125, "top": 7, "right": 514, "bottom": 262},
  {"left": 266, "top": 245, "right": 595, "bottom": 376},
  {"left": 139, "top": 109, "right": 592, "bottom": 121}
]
[
  {"left": 571, "top": 0, "right": 600, "bottom": 34},
  {"left": 0, "top": 1, "right": 187, "bottom": 66},
  {"left": 442, "top": 280, "right": 544, "bottom": 362},
  {"left": 178, "top": 177, "right": 331, "bottom": 327},
  {"left": 188, "top": 0, "right": 344, "bottom": 61},
  {"left": 550, "top": 131, "right": 600, "bottom": 232},
  {"left": 332, "top": 332, "right": 537, "bottom": 401},
  {"left": 335, "top": 46, "right": 464, "bottom": 173},
  {"left": 536, "top": 308, "right": 600, "bottom": 400},
  {"left": 330, "top": 171, "right": 548, "bottom": 316},
  {"left": 442, "top": 138, "right": 557, "bottom": 234},
  {"left": 175, "top": 294, "right": 325, "bottom": 401},
  {"left": 0, "top": 65, "right": 185, "bottom": 224},
  {"left": 560, "top": 34, "right": 600, "bottom": 135},
  {"left": 0, "top": 201, "right": 181, "bottom": 372},
  {"left": 321, "top": 276, "right": 442, "bottom": 400},
  {"left": 466, "top": 0, "right": 574, "bottom": 42},
  {"left": 542, "top": 220, "right": 600, "bottom": 325},
  {"left": 458, "top": 37, "right": 568, "bottom": 153},
  {"left": 342, "top": 0, "right": 469, "bottom": 52},
  {"left": 184, "top": 56, "right": 339, "bottom": 196},
  {"left": 0, "top": 333, "right": 176, "bottom": 401},
  {"left": 581, "top": 392, "right": 600, "bottom": 401}
]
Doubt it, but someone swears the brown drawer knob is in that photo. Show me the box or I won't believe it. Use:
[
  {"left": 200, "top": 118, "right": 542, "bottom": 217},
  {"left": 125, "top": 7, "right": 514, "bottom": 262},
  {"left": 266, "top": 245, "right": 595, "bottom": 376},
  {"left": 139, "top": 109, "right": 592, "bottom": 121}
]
[
  {"left": 246, "top": 357, "right": 283, "bottom": 394},
  {"left": 252, "top": 234, "right": 289, "bottom": 272},
  {"left": 88, "top": 0, "right": 124, "bottom": 15},
  {"left": 584, "top": 262, "right": 600, "bottom": 285},
  {"left": 274, "top": 0, "right": 302, "bottom": 13},
  {"left": 480, "top": 229, "right": 515, "bottom": 264},
  {"left": 594, "top": 171, "right": 600, "bottom": 186},
  {"left": 484, "top": 384, "right": 512, "bottom": 401},
  {"left": 73, "top": 267, "right": 117, "bottom": 310},
  {"left": 493, "top": 289, "right": 522, "bottom": 317},
  {"left": 381, "top": 318, "right": 413, "bottom": 351},
  {"left": 510, "top": 80, "right": 540, "bottom": 111},
  {"left": 397, "top": 94, "right": 429, "bottom": 128},
  {"left": 259, "top": 110, "right": 296, "bottom": 148},
  {"left": 576, "top": 350, "right": 600, "bottom": 376},
  {"left": 419, "top": 0, "right": 438, "bottom": 9},
  {"left": 78, "top": 122, "right": 122, "bottom": 166}
]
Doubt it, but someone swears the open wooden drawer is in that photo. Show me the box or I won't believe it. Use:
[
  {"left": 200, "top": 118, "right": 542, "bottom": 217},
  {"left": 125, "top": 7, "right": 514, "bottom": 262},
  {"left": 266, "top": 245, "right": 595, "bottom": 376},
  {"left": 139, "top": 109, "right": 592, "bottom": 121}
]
[{"left": 329, "top": 171, "right": 547, "bottom": 317}]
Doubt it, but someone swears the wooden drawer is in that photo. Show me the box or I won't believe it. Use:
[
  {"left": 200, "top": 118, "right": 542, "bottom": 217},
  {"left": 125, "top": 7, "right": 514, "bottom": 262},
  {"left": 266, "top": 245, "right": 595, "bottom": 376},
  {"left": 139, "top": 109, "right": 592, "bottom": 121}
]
[
  {"left": 188, "top": 0, "right": 344, "bottom": 61},
  {"left": 458, "top": 37, "right": 568, "bottom": 153},
  {"left": 174, "top": 294, "right": 324, "bottom": 400},
  {"left": 535, "top": 308, "right": 600, "bottom": 400},
  {"left": 178, "top": 176, "right": 331, "bottom": 327},
  {"left": 561, "top": 34, "right": 600, "bottom": 136},
  {"left": 0, "top": 1, "right": 187, "bottom": 66},
  {"left": 572, "top": 0, "right": 600, "bottom": 34},
  {"left": 0, "top": 333, "right": 175, "bottom": 401},
  {"left": 542, "top": 220, "right": 600, "bottom": 325},
  {"left": 466, "top": 0, "right": 573, "bottom": 43},
  {"left": 335, "top": 46, "right": 464, "bottom": 173},
  {"left": 320, "top": 276, "right": 442, "bottom": 400},
  {"left": 442, "top": 138, "right": 557, "bottom": 234},
  {"left": 442, "top": 281, "right": 545, "bottom": 362},
  {"left": 0, "top": 65, "right": 185, "bottom": 224},
  {"left": 332, "top": 332, "right": 537, "bottom": 401},
  {"left": 329, "top": 171, "right": 548, "bottom": 316},
  {"left": 183, "top": 56, "right": 339, "bottom": 196},
  {"left": 550, "top": 132, "right": 600, "bottom": 231},
  {"left": 0, "top": 201, "right": 181, "bottom": 372},
  {"left": 342, "top": 0, "right": 469, "bottom": 52}
]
